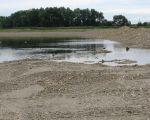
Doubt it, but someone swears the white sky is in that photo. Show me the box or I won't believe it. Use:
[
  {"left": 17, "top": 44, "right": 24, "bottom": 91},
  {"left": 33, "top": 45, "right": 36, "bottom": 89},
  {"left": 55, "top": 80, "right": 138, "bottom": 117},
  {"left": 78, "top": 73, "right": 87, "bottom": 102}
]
[{"left": 0, "top": 0, "right": 150, "bottom": 23}]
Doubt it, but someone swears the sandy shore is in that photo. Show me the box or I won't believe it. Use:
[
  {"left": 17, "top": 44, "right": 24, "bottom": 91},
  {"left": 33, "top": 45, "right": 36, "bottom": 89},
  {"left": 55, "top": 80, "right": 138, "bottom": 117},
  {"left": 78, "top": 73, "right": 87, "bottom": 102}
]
[
  {"left": 0, "top": 60, "right": 150, "bottom": 119},
  {"left": 0, "top": 27, "right": 150, "bottom": 119},
  {"left": 0, "top": 27, "right": 150, "bottom": 48}
]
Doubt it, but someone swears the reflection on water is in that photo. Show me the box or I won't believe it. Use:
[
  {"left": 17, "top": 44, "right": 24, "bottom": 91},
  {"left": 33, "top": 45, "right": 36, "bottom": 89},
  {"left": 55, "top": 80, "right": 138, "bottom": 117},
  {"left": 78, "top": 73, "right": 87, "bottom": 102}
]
[{"left": 0, "top": 38, "right": 150, "bottom": 66}]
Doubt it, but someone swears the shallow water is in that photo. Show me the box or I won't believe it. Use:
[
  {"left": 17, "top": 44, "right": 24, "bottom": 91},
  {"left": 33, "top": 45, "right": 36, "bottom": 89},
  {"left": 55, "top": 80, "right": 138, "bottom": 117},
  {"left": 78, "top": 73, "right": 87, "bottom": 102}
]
[{"left": 0, "top": 38, "right": 150, "bottom": 66}]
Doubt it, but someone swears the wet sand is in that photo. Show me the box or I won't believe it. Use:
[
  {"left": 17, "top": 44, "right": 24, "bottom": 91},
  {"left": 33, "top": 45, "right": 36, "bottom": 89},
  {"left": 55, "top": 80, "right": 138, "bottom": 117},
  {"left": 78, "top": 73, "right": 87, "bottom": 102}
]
[{"left": 0, "top": 27, "right": 150, "bottom": 119}]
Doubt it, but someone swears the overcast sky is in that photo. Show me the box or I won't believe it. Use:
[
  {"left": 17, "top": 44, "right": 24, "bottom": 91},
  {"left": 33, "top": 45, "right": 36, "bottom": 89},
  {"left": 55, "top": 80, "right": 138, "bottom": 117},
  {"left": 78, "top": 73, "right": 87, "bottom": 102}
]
[{"left": 0, "top": 0, "right": 150, "bottom": 23}]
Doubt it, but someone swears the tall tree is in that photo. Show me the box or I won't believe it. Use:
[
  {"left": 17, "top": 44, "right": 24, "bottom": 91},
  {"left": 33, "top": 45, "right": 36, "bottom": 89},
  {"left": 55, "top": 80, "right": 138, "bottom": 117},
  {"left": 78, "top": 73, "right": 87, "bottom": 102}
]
[
  {"left": 0, "top": 7, "right": 124, "bottom": 28},
  {"left": 113, "top": 15, "right": 130, "bottom": 26}
]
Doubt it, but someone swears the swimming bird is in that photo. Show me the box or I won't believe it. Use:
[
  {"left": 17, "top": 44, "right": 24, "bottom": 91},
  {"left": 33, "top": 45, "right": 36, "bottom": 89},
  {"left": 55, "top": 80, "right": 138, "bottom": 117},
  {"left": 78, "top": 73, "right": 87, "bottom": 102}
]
[{"left": 126, "top": 47, "right": 130, "bottom": 51}]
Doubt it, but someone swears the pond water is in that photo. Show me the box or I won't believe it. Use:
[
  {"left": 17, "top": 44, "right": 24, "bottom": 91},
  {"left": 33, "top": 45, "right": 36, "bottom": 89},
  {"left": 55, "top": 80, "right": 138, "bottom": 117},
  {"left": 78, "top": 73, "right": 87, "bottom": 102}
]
[{"left": 0, "top": 38, "right": 150, "bottom": 66}]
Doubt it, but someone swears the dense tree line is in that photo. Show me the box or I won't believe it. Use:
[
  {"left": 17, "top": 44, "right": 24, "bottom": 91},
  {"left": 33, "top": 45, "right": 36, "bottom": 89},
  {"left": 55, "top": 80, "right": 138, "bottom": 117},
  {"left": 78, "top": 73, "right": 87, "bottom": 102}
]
[
  {"left": 0, "top": 7, "right": 131, "bottom": 28},
  {"left": 137, "top": 22, "right": 150, "bottom": 27}
]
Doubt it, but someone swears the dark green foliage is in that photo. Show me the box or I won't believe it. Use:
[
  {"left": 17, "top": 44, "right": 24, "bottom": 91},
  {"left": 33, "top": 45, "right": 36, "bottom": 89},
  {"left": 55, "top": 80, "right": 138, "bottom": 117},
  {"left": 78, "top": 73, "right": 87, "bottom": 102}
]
[
  {"left": 0, "top": 7, "right": 136, "bottom": 28},
  {"left": 113, "top": 15, "right": 130, "bottom": 26},
  {"left": 0, "top": 7, "right": 106, "bottom": 28},
  {"left": 102, "top": 19, "right": 113, "bottom": 26},
  {"left": 137, "top": 21, "right": 150, "bottom": 27},
  {"left": 137, "top": 22, "right": 142, "bottom": 26},
  {"left": 0, "top": 16, "right": 12, "bottom": 28}
]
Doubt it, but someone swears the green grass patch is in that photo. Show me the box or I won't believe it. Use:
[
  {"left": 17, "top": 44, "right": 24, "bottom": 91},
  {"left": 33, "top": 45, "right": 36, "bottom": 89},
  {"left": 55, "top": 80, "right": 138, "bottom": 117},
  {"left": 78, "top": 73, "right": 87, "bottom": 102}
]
[{"left": 0, "top": 26, "right": 120, "bottom": 32}]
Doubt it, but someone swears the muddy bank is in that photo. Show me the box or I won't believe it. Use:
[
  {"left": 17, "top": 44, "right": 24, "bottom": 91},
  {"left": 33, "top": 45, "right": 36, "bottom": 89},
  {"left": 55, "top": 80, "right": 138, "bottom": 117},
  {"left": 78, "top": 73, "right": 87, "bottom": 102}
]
[
  {"left": 0, "top": 27, "right": 150, "bottom": 48},
  {"left": 0, "top": 60, "right": 150, "bottom": 119}
]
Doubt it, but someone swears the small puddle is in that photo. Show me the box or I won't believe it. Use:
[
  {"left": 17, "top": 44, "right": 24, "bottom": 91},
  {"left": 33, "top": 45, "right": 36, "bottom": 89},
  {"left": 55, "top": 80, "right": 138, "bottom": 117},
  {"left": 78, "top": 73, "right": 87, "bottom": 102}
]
[{"left": 0, "top": 38, "right": 150, "bottom": 66}]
